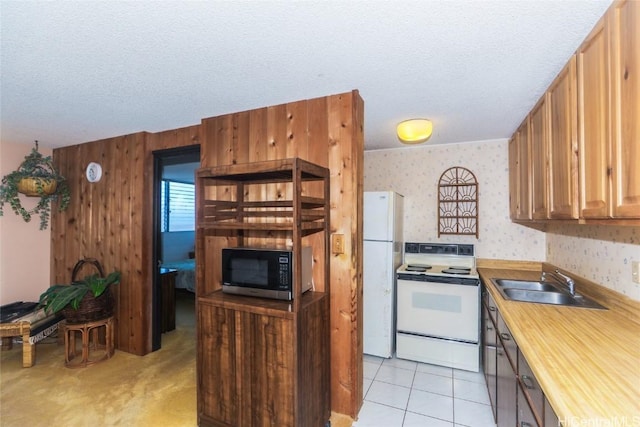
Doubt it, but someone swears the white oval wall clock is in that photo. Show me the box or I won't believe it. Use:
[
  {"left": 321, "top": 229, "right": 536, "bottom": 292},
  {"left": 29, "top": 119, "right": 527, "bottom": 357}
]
[{"left": 85, "top": 162, "right": 102, "bottom": 183}]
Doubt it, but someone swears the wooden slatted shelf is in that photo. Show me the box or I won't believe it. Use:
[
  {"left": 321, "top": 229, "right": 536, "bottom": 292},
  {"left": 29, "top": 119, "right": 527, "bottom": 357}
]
[
  {"left": 196, "top": 157, "right": 329, "bottom": 183},
  {"left": 197, "top": 158, "right": 328, "bottom": 234}
]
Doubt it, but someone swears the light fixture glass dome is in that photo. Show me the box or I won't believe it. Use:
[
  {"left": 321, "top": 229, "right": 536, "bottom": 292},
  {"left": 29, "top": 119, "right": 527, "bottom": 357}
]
[{"left": 396, "top": 119, "right": 433, "bottom": 144}]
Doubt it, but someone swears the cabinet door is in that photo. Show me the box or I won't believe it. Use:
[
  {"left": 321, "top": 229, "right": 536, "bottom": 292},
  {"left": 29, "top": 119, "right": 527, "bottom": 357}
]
[
  {"left": 544, "top": 396, "right": 560, "bottom": 427},
  {"left": 518, "top": 384, "right": 539, "bottom": 427},
  {"left": 578, "top": 14, "right": 611, "bottom": 219},
  {"left": 517, "top": 120, "right": 532, "bottom": 220},
  {"left": 484, "top": 344, "right": 498, "bottom": 422},
  {"left": 519, "top": 351, "right": 543, "bottom": 425},
  {"left": 548, "top": 57, "right": 579, "bottom": 219},
  {"left": 509, "top": 135, "right": 519, "bottom": 219},
  {"left": 198, "top": 303, "right": 239, "bottom": 426},
  {"left": 509, "top": 122, "right": 532, "bottom": 220},
  {"left": 497, "top": 312, "right": 517, "bottom": 369},
  {"left": 482, "top": 299, "right": 497, "bottom": 347},
  {"left": 497, "top": 343, "right": 517, "bottom": 427},
  {"left": 482, "top": 301, "right": 498, "bottom": 422},
  {"left": 530, "top": 95, "right": 549, "bottom": 219},
  {"left": 610, "top": 0, "right": 640, "bottom": 218},
  {"left": 238, "top": 310, "right": 295, "bottom": 426}
]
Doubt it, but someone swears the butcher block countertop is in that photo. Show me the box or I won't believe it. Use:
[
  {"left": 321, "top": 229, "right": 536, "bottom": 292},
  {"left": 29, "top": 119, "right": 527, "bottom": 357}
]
[{"left": 478, "top": 263, "right": 640, "bottom": 425}]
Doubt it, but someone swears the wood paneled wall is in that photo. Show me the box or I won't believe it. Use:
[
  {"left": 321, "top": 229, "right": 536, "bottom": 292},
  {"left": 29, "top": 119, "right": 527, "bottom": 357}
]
[
  {"left": 199, "top": 91, "right": 364, "bottom": 416},
  {"left": 52, "top": 125, "right": 200, "bottom": 355},
  {"left": 51, "top": 132, "right": 149, "bottom": 354},
  {"left": 51, "top": 91, "right": 363, "bottom": 417}
]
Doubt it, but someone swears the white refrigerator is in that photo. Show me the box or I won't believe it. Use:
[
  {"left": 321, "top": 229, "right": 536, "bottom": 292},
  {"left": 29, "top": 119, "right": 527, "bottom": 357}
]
[{"left": 363, "top": 191, "right": 404, "bottom": 358}]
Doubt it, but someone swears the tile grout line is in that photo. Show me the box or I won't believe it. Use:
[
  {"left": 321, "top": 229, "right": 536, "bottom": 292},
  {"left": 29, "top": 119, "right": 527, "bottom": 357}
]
[{"left": 362, "top": 356, "right": 494, "bottom": 427}]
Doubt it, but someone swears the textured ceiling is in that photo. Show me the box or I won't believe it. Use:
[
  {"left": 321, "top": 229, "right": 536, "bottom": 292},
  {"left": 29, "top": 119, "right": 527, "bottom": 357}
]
[{"left": 0, "top": 0, "right": 612, "bottom": 151}]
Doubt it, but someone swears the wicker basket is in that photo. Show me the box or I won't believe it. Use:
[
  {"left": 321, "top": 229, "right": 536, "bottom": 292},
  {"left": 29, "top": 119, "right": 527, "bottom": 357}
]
[
  {"left": 62, "top": 289, "right": 114, "bottom": 324},
  {"left": 17, "top": 177, "right": 58, "bottom": 196},
  {"left": 62, "top": 258, "right": 114, "bottom": 324}
]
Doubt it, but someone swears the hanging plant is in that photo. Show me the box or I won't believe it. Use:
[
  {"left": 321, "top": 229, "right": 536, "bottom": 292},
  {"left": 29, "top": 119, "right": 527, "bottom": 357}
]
[{"left": 0, "top": 141, "right": 71, "bottom": 230}]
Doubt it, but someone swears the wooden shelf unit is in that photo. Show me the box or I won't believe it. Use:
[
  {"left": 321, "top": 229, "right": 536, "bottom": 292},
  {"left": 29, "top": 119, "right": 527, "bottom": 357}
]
[
  {"left": 196, "top": 157, "right": 331, "bottom": 427},
  {"left": 197, "top": 158, "right": 329, "bottom": 237}
]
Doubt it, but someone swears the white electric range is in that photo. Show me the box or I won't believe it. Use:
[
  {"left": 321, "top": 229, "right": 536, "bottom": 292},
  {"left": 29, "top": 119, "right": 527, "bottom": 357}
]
[{"left": 395, "top": 242, "right": 480, "bottom": 372}]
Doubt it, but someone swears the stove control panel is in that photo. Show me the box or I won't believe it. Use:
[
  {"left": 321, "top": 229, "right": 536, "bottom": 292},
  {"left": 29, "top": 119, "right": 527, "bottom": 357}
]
[{"left": 405, "top": 242, "right": 474, "bottom": 256}]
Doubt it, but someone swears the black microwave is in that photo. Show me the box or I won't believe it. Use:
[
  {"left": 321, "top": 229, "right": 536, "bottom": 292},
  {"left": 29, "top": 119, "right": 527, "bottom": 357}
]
[{"left": 221, "top": 247, "right": 313, "bottom": 301}]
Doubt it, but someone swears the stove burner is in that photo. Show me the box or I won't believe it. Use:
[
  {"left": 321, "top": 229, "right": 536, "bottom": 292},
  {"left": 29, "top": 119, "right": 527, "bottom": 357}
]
[
  {"left": 450, "top": 266, "right": 471, "bottom": 271},
  {"left": 441, "top": 268, "right": 471, "bottom": 275},
  {"left": 406, "top": 264, "right": 432, "bottom": 272}
]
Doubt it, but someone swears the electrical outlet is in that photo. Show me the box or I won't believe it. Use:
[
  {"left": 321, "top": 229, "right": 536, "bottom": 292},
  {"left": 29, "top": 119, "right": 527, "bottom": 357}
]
[
  {"left": 332, "top": 234, "right": 345, "bottom": 255},
  {"left": 547, "top": 243, "right": 552, "bottom": 257},
  {"left": 632, "top": 261, "right": 640, "bottom": 284}
]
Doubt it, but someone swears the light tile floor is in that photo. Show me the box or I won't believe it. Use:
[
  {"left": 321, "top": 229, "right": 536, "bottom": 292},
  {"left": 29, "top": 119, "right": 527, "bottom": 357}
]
[{"left": 355, "top": 355, "right": 496, "bottom": 427}]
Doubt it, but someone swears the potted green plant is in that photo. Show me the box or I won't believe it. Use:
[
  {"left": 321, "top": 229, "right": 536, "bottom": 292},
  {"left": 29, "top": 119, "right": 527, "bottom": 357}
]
[
  {"left": 39, "top": 271, "right": 121, "bottom": 323},
  {"left": 0, "top": 141, "right": 71, "bottom": 230}
]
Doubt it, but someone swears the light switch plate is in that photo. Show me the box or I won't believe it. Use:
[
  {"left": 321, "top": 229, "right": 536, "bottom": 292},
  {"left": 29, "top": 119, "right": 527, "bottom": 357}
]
[
  {"left": 332, "top": 234, "right": 345, "bottom": 255},
  {"left": 632, "top": 261, "right": 640, "bottom": 284}
]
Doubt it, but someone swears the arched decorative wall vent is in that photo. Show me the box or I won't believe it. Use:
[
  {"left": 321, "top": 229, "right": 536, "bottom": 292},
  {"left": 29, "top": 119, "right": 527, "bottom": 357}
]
[{"left": 438, "top": 166, "right": 478, "bottom": 238}]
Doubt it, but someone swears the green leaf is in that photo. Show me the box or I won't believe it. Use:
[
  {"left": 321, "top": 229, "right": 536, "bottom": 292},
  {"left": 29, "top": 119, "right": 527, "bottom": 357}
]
[
  {"left": 37, "top": 269, "right": 121, "bottom": 313},
  {"left": 39, "top": 284, "right": 88, "bottom": 313}
]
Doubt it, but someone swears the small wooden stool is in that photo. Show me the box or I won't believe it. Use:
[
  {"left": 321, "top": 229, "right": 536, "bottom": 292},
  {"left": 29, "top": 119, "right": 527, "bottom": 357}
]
[
  {"left": 0, "top": 322, "right": 33, "bottom": 367},
  {"left": 64, "top": 316, "right": 114, "bottom": 368}
]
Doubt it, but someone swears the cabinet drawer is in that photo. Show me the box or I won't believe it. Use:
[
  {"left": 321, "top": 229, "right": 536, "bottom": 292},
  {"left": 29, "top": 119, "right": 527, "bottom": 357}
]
[
  {"left": 518, "top": 350, "right": 544, "bottom": 422},
  {"left": 497, "top": 312, "right": 518, "bottom": 369}
]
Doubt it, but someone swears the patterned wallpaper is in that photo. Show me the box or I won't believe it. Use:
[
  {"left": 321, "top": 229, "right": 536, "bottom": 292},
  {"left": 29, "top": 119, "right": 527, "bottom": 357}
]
[
  {"left": 547, "top": 224, "right": 639, "bottom": 300},
  {"left": 364, "top": 138, "right": 640, "bottom": 301}
]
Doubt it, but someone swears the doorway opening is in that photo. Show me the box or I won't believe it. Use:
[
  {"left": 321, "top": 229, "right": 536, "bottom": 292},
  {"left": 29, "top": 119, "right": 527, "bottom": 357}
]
[{"left": 152, "top": 145, "right": 200, "bottom": 351}]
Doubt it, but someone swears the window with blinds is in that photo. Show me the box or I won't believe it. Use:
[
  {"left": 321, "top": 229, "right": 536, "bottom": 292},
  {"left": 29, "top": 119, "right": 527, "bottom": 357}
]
[{"left": 160, "top": 180, "right": 195, "bottom": 232}]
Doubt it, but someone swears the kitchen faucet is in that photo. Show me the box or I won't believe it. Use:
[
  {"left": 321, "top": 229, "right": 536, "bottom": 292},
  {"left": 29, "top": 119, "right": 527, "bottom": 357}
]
[{"left": 541, "top": 269, "right": 576, "bottom": 296}]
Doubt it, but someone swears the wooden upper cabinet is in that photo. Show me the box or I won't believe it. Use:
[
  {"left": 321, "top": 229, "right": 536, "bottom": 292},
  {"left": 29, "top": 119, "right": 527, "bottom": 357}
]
[
  {"left": 529, "top": 95, "right": 549, "bottom": 219},
  {"left": 578, "top": 14, "right": 610, "bottom": 219},
  {"left": 508, "top": 121, "right": 531, "bottom": 221},
  {"left": 548, "top": 56, "right": 579, "bottom": 219},
  {"left": 510, "top": 0, "right": 638, "bottom": 224},
  {"left": 610, "top": 0, "right": 640, "bottom": 218},
  {"left": 578, "top": 0, "right": 639, "bottom": 220}
]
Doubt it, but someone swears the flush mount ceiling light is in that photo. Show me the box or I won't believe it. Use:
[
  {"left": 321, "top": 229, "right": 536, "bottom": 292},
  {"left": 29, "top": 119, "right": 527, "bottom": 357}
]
[{"left": 396, "top": 119, "right": 433, "bottom": 144}]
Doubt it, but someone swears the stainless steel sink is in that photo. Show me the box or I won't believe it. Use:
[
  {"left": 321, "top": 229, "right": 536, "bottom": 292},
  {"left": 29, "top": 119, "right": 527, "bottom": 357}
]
[
  {"left": 494, "top": 279, "right": 557, "bottom": 292},
  {"left": 490, "top": 278, "right": 607, "bottom": 309},
  {"left": 502, "top": 288, "right": 578, "bottom": 305}
]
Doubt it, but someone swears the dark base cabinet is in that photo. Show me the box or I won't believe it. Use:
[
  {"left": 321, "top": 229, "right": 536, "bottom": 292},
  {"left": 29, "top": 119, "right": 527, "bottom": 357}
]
[
  {"left": 197, "top": 291, "right": 330, "bottom": 427},
  {"left": 483, "top": 283, "right": 552, "bottom": 427},
  {"left": 483, "top": 280, "right": 568, "bottom": 427}
]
